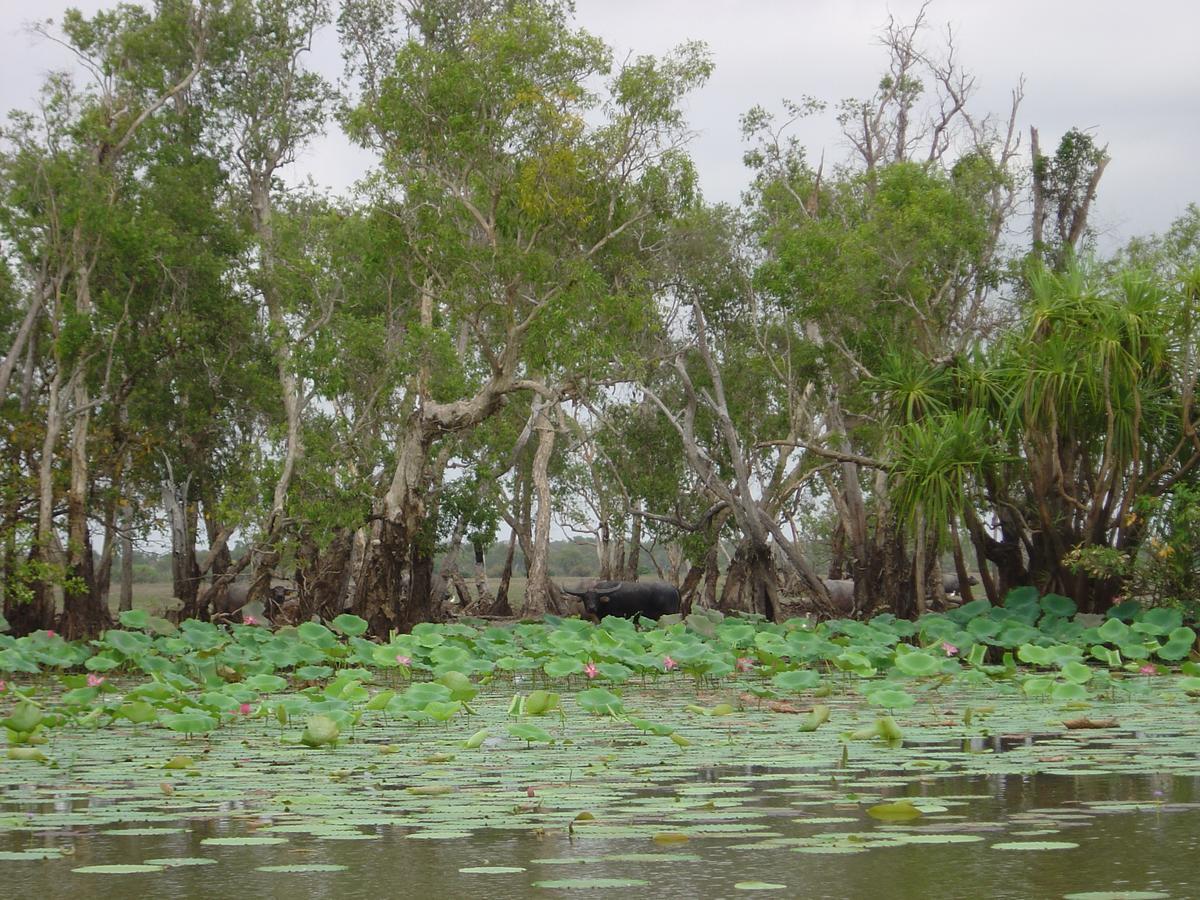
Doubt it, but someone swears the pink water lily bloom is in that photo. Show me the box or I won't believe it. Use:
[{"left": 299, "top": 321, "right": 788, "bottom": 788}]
[
  {"left": 45, "top": 630, "right": 56, "bottom": 638},
  {"left": 942, "top": 642, "right": 959, "bottom": 657},
  {"left": 584, "top": 662, "right": 598, "bottom": 679},
  {"left": 1140, "top": 664, "right": 1157, "bottom": 676},
  {"left": 243, "top": 614, "right": 258, "bottom": 625},
  {"left": 736, "top": 657, "right": 755, "bottom": 673},
  {"left": 396, "top": 655, "right": 412, "bottom": 667},
  {"left": 239, "top": 703, "right": 253, "bottom": 715},
  {"left": 86, "top": 674, "right": 105, "bottom": 687},
  {"left": 663, "top": 655, "right": 678, "bottom": 672}
]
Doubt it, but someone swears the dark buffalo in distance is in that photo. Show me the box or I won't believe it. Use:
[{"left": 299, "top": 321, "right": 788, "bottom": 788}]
[
  {"left": 211, "top": 582, "right": 292, "bottom": 622},
  {"left": 561, "top": 580, "right": 681, "bottom": 621},
  {"left": 942, "top": 573, "right": 980, "bottom": 595}
]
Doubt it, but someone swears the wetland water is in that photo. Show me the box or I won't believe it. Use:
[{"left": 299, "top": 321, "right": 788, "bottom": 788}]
[{"left": 3, "top": 681, "right": 1198, "bottom": 899}]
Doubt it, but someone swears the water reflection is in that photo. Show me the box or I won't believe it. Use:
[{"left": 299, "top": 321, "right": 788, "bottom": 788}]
[{"left": 4, "top": 769, "right": 1198, "bottom": 899}]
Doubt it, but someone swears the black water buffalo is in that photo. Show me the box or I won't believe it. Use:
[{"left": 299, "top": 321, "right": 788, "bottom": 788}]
[
  {"left": 942, "top": 573, "right": 980, "bottom": 595},
  {"left": 561, "top": 580, "right": 681, "bottom": 621},
  {"left": 212, "top": 582, "right": 291, "bottom": 621}
]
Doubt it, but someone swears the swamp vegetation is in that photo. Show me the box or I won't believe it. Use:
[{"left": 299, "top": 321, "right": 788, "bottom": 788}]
[
  {"left": 2, "top": 592, "right": 1200, "bottom": 895},
  {"left": 0, "top": 1, "right": 1198, "bottom": 639}
]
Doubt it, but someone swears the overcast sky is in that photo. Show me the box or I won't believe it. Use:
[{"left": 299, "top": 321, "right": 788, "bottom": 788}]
[{"left": 3, "top": 0, "right": 1198, "bottom": 249}]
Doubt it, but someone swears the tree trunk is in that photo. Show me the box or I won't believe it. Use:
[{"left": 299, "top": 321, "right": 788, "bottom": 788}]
[
  {"left": 523, "top": 402, "right": 569, "bottom": 616},
  {"left": 296, "top": 528, "right": 353, "bottom": 622},
  {"left": 118, "top": 500, "right": 134, "bottom": 613},
  {"left": 472, "top": 541, "right": 493, "bottom": 607},
  {"left": 912, "top": 504, "right": 927, "bottom": 617},
  {"left": 597, "top": 520, "right": 612, "bottom": 579},
  {"left": 60, "top": 370, "right": 108, "bottom": 639},
  {"left": 678, "top": 563, "right": 703, "bottom": 616},
  {"left": 718, "top": 540, "right": 781, "bottom": 620},
  {"left": 493, "top": 530, "right": 517, "bottom": 616},
  {"left": 95, "top": 491, "right": 118, "bottom": 612},
  {"left": 948, "top": 512, "right": 976, "bottom": 605},
  {"left": 18, "top": 368, "right": 64, "bottom": 635},
  {"left": 162, "top": 469, "right": 200, "bottom": 616}
]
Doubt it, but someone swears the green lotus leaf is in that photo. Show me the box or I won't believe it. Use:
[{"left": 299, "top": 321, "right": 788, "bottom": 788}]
[
  {"left": 83, "top": 654, "right": 121, "bottom": 672},
  {"left": 244, "top": 674, "right": 288, "bottom": 693},
  {"left": 798, "top": 704, "right": 831, "bottom": 732},
  {"left": 893, "top": 651, "right": 942, "bottom": 676},
  {"left": 1039, "top": 593, "right": 1077, "bottom": 618},
  {"left": 866, "top": 688, "right": 915, "bottom": 710},
  {"left": 522, "top": 690, "right": 560, "bottom": 716},
  {"left": 399, "top": 682, "right": 452, "bottom": 709},
  {"left": 3, "top": 701, "right": 43, "bottom": 733},
  {"left": 544, "top": 657, "right": 585, "bottom": 678},
  {"left": 1050, "top": 681, "right": 1089, "bottom": 701},
  {"left": 1134, "top": 607, "right": 1182, "bottom": 636},
  {"left": 771, "top": 669, "right": 821, "bottom": 693},
  {"left": 300, "top": 714, "right": 340, "bottom": 748},
  {"left": 462, "top": 728, "right": 490, "bottom": 748},
  {"left": 117, "top": 701, "right": 158, "bottom": 724},
  {"left": 436, "top": 670, "right": 478, "bottom": 701},
  {"left": 1059, "top": 661, "right": 1093, "bottom": 684},
  {"left": 297, "top": 622, "right": 337, "bottom": 647},
  {"left": 104, "top": 630, "right": 152, "bottom": 656},
  {"left": 423, "top": 700, "right": 463, "bottom": 722},
  {"left": 330, "top": 614, "right": 368, "bottom": 637},
  {"left": 508, "top": 723, "right": 555, "bottom": 744},
  {"left": 161, "top": 712, "right": 218, "bottom": 734},
  {"left": 576, "top": 687, "right": 625, "bottom": 716},
  {"left": 867, "top": 800, "right": 923, "bottom": 821}
]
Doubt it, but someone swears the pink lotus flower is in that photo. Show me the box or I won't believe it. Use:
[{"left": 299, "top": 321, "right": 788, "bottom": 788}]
[
  {"left": 395, "top": 655, "right": 412, "bottom": 667},
  {"left": 239, "top": 703, "right": 253, "bottom": 715},
  {"left": 86, "top": 674, "right": 105, "bottom": 687},
  {"left": 584, "top": 661, "right": 598, "bottom": 679},
  {"left": 243, "top": 614, "right": 258, "bottom": 625},
  {"left": 663, "top": 655, "right": 678, "bottom": 672},
  {"left": 45, "top": 630, "right": 56, "bottom": 638},
  {"left": 1140, "top": 664, "right": 1157, "bottom": 676},
  {"left": 736, "top": 657, "right": 755, "bottom": 673},
  {"left": 0, "top": 679, "right": 7, "bottom": 693},
  {"left": 941, "top": 641, "right": 959, "bottom": 657}
]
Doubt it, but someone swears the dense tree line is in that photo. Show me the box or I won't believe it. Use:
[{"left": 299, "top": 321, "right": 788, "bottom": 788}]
[{"left": 1, "top": 0, "right": 1198, "bottom": 638}]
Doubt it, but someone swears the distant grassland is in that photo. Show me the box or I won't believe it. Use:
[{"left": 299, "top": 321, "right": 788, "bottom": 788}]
[{"left": 126, "top": 577, "right": 538, "bottom": 617}]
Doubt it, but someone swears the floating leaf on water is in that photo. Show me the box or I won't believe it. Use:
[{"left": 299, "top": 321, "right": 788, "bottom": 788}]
[
  {"left": 256, "top": 864, "right": 350, "bottom": 873},
  {"left": 991, "top": 841, "right": 1079, "bottom": 851},
  {"left": 734, "top": 883, "right": 788, "bottom": 891},
  {"left": 6, "top": 747, "right": 49, "bottom": 763},
  {"left": 603, "top": 854, "right": 701, "bottom": 863},
  {"left": 459, "top": 866, "right": 527, "bottom": 874},
  {"left": 0, "top": 849, "right": 66, "bottom": 860},
  {"left": 143, "top": 858, "right": 218, "bottom": 867},
  {"left": 102, "top": 827, "right": 186, "bottom": 836},
  {"left": 651, "top": 832, "right": 690, "bottom": 845},
  {"left": 890, "top": 833, "right": 986, "bottom": 844},
  {"left": 405, "top": 831, "right": 473, "bottom": 840},
  {"left": 200, "top": 837, "right": 289, "bottom": 846},
  {"left": 867, "top": 801, "right": 923, "bottom": 822},
  {"left": 533, "top": 879, "right": 650, "bottom": 889},
  {"left": 72, "top": 865, "right": 165, "bottom": 874},
  {"left": 1061, "top": 893, "right": 1170, "bottom": 899}
]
